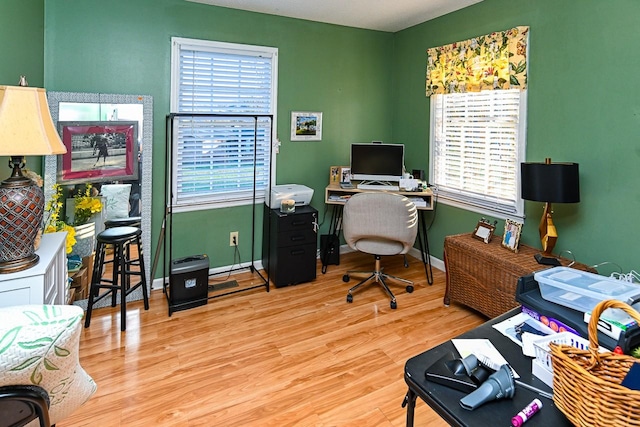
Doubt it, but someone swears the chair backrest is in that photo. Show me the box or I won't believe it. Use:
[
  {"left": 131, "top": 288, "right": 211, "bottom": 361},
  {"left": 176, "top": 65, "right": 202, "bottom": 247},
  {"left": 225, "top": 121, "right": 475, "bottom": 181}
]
[
  {"left": 343, "top": 192, "right": 418, "bottom": 256},
  {"left": 0, "top": 305, "right": 96, "bottom": 425}
]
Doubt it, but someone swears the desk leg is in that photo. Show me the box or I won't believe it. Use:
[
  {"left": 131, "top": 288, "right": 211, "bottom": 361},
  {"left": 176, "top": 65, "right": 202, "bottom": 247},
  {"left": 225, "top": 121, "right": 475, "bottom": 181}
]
[
  {"left": 416, "top": 211, "right": 433, "bottom": 285},
  {"left": 402, "top": 388, "right": 417, "bottom": 427}
]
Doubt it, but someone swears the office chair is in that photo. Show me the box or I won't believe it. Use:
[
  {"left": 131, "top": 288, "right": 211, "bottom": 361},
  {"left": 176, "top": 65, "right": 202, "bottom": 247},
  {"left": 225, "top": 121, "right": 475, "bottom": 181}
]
[
  {"left": 342, "top": 192, "right": 418, "bottom": 309},
  {"left": 0, "top": 385, "right": 51, "bottom": 427}
]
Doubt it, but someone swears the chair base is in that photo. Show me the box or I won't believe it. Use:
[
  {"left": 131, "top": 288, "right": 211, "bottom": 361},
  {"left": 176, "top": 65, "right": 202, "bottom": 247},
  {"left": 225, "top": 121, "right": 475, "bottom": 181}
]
[{"left": 344, "top": 255, "right": 414, "bottom": 309}]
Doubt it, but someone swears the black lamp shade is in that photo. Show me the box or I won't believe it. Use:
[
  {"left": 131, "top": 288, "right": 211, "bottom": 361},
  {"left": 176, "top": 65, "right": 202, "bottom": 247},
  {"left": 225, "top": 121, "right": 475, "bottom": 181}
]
[{"left": 521, "top": 162, "right": 580, "bottom": 203}]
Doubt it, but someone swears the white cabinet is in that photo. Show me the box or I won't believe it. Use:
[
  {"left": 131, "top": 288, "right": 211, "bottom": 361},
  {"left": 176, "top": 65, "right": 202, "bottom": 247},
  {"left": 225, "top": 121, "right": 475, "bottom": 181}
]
[{"left": 0, "top": 232, "right": 67, "bottom": 307}]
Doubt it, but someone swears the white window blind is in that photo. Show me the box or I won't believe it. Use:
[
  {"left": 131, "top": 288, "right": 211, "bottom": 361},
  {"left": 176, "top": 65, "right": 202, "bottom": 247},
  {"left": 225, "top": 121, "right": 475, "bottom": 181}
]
[
  {"left": 429, "top": 89, "right": 526, "bottom": 219},
  {"left": 171, "top": 38, "right": 277, "bottom": 209}
]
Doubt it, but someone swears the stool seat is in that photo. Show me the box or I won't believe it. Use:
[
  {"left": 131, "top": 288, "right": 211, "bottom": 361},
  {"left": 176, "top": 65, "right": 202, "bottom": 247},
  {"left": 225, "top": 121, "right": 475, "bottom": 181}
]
[
  {"left": 104, "top": 216, "right": 142, "bottom": 228},
  {"left": 97, "top": 226, "right": 140, "bottom": 243}
]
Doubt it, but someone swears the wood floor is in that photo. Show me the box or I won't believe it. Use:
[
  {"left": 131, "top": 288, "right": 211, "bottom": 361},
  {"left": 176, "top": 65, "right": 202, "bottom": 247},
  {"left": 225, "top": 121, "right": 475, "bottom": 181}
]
[{"left": 59, "top": 251, "right": 485, "bottom": 426}]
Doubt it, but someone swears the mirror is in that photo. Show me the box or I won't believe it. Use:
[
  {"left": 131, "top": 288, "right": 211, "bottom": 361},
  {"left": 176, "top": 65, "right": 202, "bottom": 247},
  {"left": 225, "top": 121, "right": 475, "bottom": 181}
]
[{"left": 44, "top": 92, "right": 153, "bottom": 306}]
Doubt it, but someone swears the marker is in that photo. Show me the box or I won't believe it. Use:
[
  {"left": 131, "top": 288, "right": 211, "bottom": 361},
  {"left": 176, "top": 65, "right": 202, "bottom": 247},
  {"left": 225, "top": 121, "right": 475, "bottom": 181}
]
[{"left": 511, "top": 398, "right": 542, "bottom": 427}]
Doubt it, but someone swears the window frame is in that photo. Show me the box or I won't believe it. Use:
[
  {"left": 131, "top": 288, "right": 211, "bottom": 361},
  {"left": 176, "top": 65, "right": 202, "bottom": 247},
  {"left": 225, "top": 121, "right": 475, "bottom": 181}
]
[
  {"left": 170, "top": 37, "right": 278, "bottom": 212},
  {"left": 428, "top": 89, "right": 527, "bottom": 221}
]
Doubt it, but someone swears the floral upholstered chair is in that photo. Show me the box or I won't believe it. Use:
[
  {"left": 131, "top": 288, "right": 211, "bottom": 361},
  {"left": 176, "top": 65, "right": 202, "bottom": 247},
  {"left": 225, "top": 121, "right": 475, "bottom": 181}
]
[{"left": 0, "top": 305, "right": 96, "bottom": 425}]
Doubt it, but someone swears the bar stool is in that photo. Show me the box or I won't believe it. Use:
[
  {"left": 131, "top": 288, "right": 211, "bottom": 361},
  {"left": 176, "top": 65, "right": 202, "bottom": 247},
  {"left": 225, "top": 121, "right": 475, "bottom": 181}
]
[
  {"left": 84, "top": 226, "right": 149, "bottom": 331},
  {"left": 104, "top": 216, "right": 143, "bottom": 272},
  {"left": 104, "top": 216, "right": 142, "bottom": 229}
]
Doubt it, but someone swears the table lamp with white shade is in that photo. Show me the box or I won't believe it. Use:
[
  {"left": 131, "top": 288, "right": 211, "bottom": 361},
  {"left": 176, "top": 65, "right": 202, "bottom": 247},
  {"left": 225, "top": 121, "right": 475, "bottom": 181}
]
[{"left": 0, "top": 77, "right": 67, "bottom": 273}]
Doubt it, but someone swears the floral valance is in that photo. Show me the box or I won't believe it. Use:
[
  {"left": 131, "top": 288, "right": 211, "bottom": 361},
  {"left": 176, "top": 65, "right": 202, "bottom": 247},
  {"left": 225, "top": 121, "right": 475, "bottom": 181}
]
[{"left": 426, "top": 26, "right": 529, "bottom": 96}]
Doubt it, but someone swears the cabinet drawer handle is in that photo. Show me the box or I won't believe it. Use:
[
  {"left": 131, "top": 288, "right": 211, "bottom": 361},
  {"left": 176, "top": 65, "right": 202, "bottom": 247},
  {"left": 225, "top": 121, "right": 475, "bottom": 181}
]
[
  {"left": 291, "top": 220, "right": 306, "bottom": 226},
  {"left": 290, "top": 249, "right": 305, "bottom": 256},
  {"left": 290, "top": 235, "right": 305, "bottom": 242}
]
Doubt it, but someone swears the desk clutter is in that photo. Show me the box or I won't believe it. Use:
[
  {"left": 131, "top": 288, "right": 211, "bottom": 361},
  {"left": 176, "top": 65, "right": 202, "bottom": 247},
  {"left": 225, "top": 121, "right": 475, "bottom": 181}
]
[{"left": 420, "top": 264, "right": 640, "bottom": 426}]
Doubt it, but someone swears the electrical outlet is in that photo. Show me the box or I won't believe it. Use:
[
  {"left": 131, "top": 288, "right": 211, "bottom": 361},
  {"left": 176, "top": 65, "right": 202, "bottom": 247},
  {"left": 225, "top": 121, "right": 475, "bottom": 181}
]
[{"left": 230, "top": 231, "right": 238, "bottom": 246}]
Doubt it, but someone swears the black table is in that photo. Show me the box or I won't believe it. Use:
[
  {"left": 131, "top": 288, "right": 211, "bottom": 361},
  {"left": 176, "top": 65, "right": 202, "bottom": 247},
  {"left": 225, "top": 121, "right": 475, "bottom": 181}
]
[{"left": 402, "top": 309, "right": 572, "bottom": 426}]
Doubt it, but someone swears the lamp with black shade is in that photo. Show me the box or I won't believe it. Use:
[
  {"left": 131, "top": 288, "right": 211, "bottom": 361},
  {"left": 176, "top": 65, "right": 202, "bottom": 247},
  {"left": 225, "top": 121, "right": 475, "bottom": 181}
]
[
  {"left": 520, "top": 158, "right": 580, "bottom": 266},
  {"left": 0, "top": 77, "right": 67, "bottom": 274}
]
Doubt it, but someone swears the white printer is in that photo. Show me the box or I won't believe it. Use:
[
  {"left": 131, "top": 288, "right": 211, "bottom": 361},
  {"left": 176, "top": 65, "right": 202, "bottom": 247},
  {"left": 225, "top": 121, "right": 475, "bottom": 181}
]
[{"left": 265, "top": 184, "right": 314, "bottom": 209}]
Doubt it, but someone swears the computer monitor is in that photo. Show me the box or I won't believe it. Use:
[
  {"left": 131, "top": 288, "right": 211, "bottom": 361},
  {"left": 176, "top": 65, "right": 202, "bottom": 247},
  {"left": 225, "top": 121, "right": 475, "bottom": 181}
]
[{"left": 350, "top": 143, "right": 405, "bottom": 182}]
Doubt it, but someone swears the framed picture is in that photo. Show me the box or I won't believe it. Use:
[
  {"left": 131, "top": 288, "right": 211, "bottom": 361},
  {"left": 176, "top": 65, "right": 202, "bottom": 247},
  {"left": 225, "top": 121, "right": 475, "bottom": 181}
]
[
  {"left": 291, "top": 111, "right": 323, "bottom": 141},
  {"left": 57, "top": 121, "right": 138, "bottom": 184},
  {"left": 329, "top": 166, "right": 341, "bottom": 185},
  {"left": 502, "top": 219, "right": 523, "bottom": 252},
  {"left": 340, "top": 167, "right": 351, "bottom": 184},
  {"left": 473, "top": 220, "right": 496, "bottom": 244}
]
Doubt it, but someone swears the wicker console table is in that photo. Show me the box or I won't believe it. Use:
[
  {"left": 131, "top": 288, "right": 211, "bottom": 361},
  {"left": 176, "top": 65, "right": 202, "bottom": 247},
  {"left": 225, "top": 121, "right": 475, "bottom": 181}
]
[{"left": 443, "top": 233, "right": 593, "bottom": 318}]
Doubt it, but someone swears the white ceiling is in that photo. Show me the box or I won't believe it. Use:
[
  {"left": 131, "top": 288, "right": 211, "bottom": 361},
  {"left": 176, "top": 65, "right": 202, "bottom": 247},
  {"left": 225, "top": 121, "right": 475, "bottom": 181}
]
[{"left": 186, "top": 0, "right": 483, "bottom": 32}]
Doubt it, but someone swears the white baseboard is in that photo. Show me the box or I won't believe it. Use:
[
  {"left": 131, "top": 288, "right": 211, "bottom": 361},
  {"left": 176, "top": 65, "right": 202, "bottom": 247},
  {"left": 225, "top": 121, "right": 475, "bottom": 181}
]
[
  {"left": 152, "top": 246, "right": 444, "bottom": 291},
  {"left": 152, "top": 260, "right": 265, "bottom": 291}
]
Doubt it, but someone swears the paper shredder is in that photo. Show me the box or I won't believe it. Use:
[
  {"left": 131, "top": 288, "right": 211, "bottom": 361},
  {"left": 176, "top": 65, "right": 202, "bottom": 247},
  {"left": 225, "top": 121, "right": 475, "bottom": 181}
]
[{"left": 168, "top": 254, "right": 209, "bottom": 315}]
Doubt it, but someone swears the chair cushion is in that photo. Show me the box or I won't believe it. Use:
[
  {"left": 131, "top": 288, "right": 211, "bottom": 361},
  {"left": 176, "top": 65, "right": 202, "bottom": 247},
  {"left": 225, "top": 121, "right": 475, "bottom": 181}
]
[
  {"left": 0, "top": 305, "right": 96, "bottom": 425},
  {"left": 101, "top": 184, "right": 132, "bottom": 220}
]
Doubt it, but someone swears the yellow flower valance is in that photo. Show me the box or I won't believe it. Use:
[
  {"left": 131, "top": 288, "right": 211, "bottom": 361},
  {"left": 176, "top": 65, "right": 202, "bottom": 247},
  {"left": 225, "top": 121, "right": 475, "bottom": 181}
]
[{"left": 426, "top": 26, "right": 529, "bottom": 96}]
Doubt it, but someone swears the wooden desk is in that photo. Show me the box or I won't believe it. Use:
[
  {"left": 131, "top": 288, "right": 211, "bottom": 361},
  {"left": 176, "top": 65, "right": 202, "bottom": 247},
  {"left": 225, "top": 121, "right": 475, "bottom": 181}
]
[
  {"left": 324, "top": 184, "right": 434, "bottom": 283},
  {"left": 325, "top": 184, "right": 434, "bottom": 211},
  {"left": 444, "top": 233, "right": 594, "bottom": 318},
  {"left": 403, "top": 308, "right": 570, "bottom": 427}
]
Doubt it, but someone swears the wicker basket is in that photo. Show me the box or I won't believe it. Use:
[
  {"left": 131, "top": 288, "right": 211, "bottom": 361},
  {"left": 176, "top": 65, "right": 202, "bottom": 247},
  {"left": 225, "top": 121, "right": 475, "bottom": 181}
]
[{"left": 550, "top": 299, "right": 640, "bottom": 426}]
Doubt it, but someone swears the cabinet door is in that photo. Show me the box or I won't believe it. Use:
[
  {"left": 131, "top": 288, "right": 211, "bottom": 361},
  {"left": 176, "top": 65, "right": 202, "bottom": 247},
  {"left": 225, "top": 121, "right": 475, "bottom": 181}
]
[
  {"left": 0, "top": 277, "right": 44, "bottom": 308},
  {"left": 273, "top": 243, "right": 317, "bottom": 287}
]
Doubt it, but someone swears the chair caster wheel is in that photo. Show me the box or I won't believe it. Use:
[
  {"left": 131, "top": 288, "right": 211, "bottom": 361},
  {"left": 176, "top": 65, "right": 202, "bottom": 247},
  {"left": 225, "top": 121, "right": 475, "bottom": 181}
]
[
  {"left": 390, "top": 300, "right": 397, "bottom": 309},
  {"left": 342, "top": 274, "right": 350, "bottom": 283},
  {"left": 347, "top": 294, "right": 353, "bottom": 303},
  {"left": 406, "top": 285, "right": 414, "bottom": 293}
]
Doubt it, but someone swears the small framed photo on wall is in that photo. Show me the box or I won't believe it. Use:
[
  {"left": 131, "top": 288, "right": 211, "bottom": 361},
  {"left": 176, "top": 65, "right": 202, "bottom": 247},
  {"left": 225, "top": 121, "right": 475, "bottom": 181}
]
[
  {"left": 502, "top": 219, "right": 523, "bottom": 252},
  {"left": 291, "top": 111, "right": 323, "bottom": 141}
]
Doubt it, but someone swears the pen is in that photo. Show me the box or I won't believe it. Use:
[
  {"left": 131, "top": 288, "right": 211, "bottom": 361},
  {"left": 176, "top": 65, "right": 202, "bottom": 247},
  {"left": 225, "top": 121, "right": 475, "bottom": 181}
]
[{"left": 514, "top": 380, "right": 553, "bottom": 399}]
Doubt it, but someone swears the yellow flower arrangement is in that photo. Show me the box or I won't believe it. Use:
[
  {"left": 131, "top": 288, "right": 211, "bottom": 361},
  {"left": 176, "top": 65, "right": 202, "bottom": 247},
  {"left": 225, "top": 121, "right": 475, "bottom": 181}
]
[
  {"left": 73, "top": 184, "right": 102, "bottom": 226},
  {"left": 44, "top": 183, "right": 77, "bottom": 254}
]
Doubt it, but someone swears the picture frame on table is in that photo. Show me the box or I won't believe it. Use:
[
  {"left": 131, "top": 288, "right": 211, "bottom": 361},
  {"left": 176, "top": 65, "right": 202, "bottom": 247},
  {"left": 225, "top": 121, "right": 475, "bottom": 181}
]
[
  {"left": 329, "top": 166, "right": 341, "bottom": 185},
  {"left": 340, "top": 167, "right": 351, "bottom": 184},
  {"left": 291, "top": 111, "right": 323, "bottom": 141},
  {"left": 473, "top": 219, "right": 496, "bottom": 244},
  {"left": 502, "top": 219, "right": 523, "bottom": 252},
  {"left": 57, "top": 121, "right": 138, "bottom": 185}
]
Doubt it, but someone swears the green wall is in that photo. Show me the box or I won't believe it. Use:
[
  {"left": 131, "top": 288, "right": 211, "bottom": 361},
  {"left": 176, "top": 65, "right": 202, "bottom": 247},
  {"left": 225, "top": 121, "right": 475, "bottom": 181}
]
[
  {"left": 0, "top": 0, "right": 45, "bottom": 179},
  {"left": 5, "top": 0, "right": 638, "bottom": 277},
  {"left": 43, "top": 0, "right": 393, "bottom": 273},
  {"left": 393, "top": 0, "right": 640, "bottom": 272}
]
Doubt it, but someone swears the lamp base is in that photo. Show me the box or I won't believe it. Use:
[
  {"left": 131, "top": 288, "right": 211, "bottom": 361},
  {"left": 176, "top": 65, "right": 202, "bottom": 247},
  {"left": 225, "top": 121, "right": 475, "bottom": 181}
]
[
  {"left": 534, "top": 253, "right": 561, "bottom": 266},
  {"left": 0, "top": 254, "right": 40, "bottom": 274},
  {"left": 0, "top": 161, "right": 44, "bottom": 274}
]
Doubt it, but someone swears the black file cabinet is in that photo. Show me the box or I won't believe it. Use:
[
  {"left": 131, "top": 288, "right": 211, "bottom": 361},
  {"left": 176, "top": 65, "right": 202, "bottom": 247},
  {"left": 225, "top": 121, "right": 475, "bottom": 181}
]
[{"left": 262, "top": 204, "right": 318, "bottom": 288}]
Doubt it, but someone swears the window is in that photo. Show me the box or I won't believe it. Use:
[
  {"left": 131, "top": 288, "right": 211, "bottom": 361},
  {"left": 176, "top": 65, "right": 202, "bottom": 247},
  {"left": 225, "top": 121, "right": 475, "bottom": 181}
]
[
  {"left": 429, "top": 88, "right": 527, "bottom": 219},
  {"left": 170, "top": 37, "right": 278, "bottom": 210}
]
